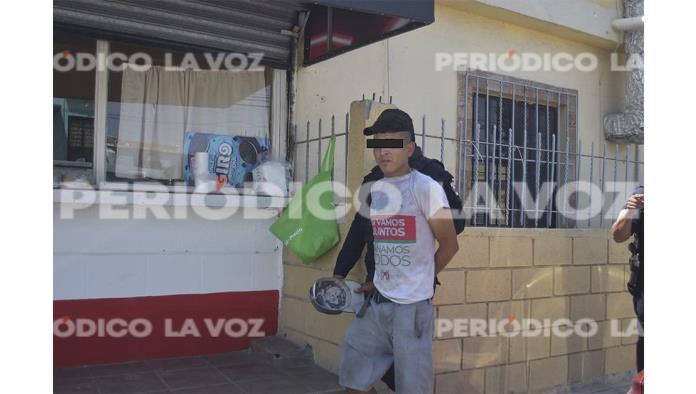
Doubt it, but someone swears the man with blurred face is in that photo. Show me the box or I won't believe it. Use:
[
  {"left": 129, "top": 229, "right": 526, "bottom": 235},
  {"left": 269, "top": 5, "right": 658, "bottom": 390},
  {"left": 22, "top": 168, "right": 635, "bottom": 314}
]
[
  {"left": 338, "top": 109, "right": 459, "bottom": 394},
  {"left": 372, "top": 131, "right": 414, "bottom": 177}
]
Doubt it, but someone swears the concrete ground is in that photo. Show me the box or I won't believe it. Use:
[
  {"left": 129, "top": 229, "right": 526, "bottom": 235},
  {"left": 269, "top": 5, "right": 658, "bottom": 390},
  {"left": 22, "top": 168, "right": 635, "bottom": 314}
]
[{"left": 53, "top": 337, "right": 634, "bottom": 394}]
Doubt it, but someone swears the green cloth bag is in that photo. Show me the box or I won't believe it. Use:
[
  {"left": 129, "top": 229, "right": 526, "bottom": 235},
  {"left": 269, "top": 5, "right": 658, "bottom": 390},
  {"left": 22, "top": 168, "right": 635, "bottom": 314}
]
[{"left": 269, "top": 136, "right": 339, "bottom": 263}]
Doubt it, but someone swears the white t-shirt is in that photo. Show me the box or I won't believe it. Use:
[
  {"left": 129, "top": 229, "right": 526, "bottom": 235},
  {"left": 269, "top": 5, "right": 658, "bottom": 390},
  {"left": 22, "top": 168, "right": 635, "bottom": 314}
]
[{"left": 370, "top": 169, "right": 450, "bottom": 304}]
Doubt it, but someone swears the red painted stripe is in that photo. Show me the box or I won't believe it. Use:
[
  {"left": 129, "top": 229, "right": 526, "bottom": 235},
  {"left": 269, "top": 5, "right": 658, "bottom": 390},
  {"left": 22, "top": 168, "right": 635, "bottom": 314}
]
[{"left": 53, "top": 290, "right": 278, "bottom": 367}]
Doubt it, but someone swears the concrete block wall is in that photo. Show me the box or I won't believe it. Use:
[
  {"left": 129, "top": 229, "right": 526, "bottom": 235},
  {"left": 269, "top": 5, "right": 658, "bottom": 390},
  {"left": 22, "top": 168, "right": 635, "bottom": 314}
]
[
  {"left": 279, "top": 229, "right": 637, "bottom": 393},
  {"left": 429, "top": 228, "right": 637, "bottom": 393}
]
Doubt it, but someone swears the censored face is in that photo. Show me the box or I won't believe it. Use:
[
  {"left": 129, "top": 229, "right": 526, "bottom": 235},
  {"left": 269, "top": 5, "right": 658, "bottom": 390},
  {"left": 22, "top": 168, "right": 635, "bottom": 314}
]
[{"left": 371, "top": 131, "right": 414, "bottom": 177}]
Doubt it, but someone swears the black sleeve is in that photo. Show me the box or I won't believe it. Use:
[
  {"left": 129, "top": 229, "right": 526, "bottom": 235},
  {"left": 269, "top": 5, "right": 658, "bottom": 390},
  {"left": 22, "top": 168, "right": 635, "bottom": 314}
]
[
  {"left": 363, "top": 186, "right": 376, "bottom": 282},
  {"left": 334, "top": 169, "right": 380, "bottom": 280},
  {"left": 333, "top": 210, "right": 367, "bottom": 278},
  {"left": 365, "top": 235, "right": 375, "bottom": 282}
]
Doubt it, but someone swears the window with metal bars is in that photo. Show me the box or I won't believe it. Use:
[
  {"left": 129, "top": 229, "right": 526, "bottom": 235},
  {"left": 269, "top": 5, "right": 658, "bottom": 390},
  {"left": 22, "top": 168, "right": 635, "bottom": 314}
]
[{"left": 458, "top": 71, "right": 578, "bottom": 228}]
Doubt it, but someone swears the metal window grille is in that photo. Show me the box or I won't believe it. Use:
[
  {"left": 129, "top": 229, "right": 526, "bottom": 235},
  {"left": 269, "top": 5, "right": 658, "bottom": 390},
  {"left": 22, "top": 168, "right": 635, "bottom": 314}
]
[{"left": 290, "top": 85, "right": 643, "bottom": 229}]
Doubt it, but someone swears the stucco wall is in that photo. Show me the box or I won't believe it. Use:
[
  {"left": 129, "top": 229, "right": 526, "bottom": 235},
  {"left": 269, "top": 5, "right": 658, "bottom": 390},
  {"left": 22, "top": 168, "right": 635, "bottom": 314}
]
[
  {"left": 293, "top": 2, "right": 642, "bottom": 195},
  {"left": 283, "top": 4, "right": 641, "bottom": 391}
]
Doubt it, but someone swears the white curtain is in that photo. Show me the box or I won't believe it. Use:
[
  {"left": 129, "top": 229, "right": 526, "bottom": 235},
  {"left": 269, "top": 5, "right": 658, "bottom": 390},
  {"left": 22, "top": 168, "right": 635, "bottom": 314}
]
[{"left": 115, "top": 65, "right": 269, "bottom": 180}]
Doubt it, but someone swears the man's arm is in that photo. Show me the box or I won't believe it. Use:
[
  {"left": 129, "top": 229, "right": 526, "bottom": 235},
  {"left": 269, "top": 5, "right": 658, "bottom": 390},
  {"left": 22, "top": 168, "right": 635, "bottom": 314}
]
[
  {"left": 428, "top": 208, "right": 459, "bottom": 274},
  {"left": 337, "top": 169, "right": 385, "bottom": 292},
  {"left": 611, "top": 193, "right": 643, "bottom": 243},
  {"left": 334, "top": 215, "right": 378, "bottom": 294},
  {"left": 333, "top": 211, "right": 367, "bottom": 278},
  {"left": 611, "top": 210, "right": 634, "bottom": 243}
]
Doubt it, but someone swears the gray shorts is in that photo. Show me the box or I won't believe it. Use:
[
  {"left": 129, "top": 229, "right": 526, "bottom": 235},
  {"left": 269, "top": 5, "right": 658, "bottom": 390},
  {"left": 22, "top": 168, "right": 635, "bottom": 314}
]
[{"left": 339, "top": 297, "right": 434, "bottom": 393}]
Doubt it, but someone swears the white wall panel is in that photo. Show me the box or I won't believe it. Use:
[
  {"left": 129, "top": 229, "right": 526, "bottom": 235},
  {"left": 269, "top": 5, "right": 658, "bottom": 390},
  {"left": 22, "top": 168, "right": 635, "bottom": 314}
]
[{"left": 54, "top": 203, "right": 283, "bottom": 300}]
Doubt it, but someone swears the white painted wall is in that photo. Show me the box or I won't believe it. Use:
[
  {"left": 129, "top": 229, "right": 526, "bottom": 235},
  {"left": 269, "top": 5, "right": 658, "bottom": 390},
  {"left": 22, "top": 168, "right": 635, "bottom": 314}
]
[{"left": 54, "top": 203, "right": 282, "bottom": 300}]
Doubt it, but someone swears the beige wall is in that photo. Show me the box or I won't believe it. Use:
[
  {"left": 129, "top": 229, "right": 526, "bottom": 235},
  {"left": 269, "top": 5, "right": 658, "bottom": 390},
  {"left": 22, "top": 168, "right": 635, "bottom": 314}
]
[
  {"left": 285, "top": 3, "right": 641, "bottom": 391},
  {"left": 438, "top": 0, "right": 623, "bottom": 48},
  {"left": 294, "top": 2, "right": 641, "bottom": 188},
  {"left": 279, "top": 227, "right": 637, "bottom": 393},
  {"left": 278, "top": 101, "right": 638, "bottom": 393}
]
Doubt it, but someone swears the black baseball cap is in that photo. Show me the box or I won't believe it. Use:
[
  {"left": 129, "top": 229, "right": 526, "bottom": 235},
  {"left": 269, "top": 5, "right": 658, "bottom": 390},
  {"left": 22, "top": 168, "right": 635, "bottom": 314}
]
[{"left": 363, "top": 108, "right": 415, "bottom": 142}]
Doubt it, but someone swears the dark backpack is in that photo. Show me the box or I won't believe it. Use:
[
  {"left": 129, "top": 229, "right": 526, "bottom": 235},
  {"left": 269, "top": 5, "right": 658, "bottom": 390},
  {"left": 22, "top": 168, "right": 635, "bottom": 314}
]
[{"left": 417, "top": 158, "right": 466, "bottom": 234}]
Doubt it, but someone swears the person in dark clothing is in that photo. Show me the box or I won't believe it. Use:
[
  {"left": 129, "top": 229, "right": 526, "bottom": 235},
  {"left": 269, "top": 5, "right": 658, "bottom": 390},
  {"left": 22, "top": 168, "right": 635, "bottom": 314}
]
[
  {"left": 611, "top": 186, "right": 644, "bottom": 372},
  {"left": 333, "top": 141, "right": 462, "bottom": 391}
]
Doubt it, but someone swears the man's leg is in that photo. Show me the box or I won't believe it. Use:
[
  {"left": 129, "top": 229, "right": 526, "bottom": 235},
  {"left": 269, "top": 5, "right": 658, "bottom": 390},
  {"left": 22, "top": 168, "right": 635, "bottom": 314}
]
[
  {"left": 392, "top": 300, "right": 434, "bottom": 394},
  {"left": 339, "top": 302, "right": 393, "bottom": 392}
]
